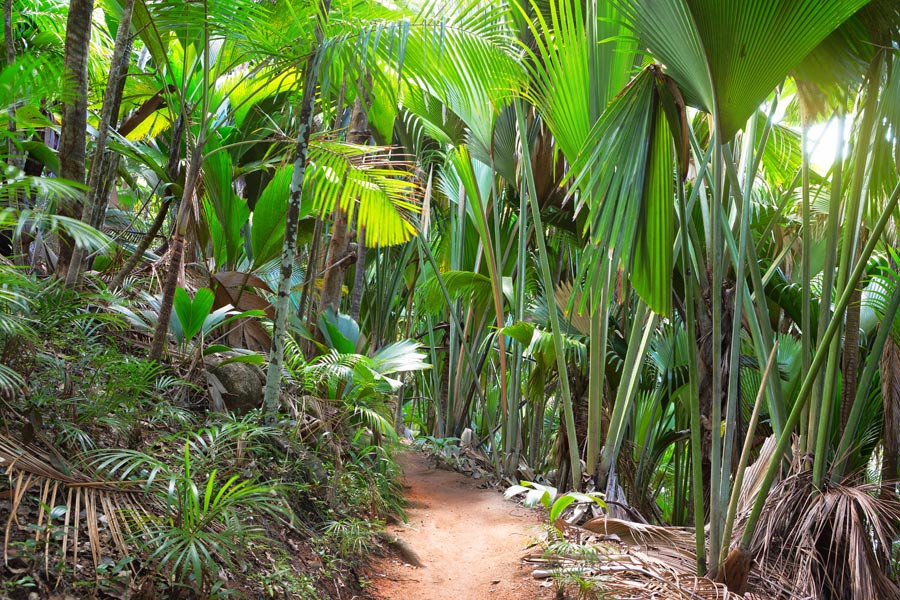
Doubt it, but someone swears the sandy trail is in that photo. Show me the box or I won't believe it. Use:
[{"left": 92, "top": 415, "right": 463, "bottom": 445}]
[{"left": 368, "top": 451, "right": 554, "bottom": 600}]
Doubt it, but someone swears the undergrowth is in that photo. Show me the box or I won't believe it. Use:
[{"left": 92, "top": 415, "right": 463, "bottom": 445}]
[{"left": 0, "top": 276, "right": 408, "bottom": 598}]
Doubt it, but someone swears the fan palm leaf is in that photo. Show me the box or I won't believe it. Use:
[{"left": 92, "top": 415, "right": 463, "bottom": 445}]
[{"left": 616, "top": 0, "right": 870, "bottom": 138}]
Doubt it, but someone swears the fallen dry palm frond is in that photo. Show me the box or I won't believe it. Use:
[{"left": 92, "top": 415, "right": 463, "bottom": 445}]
[
  {"left": 0, "top": 432, "right": 152, "bottom": 581},
  {"left": 531, "top": 436, "right": 900, "bottom": 599},
  {"left": 527, "top": 528, "right": 734, "bottom": 600},
  {"left": 747, "top": 469, "right": 900, "bottom": 600}
]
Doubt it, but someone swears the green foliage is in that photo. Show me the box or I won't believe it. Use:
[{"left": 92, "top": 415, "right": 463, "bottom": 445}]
[
  {"left": 173, "top": 287, "right": 216, "bottom": 345},
  {"left": 92, "top": 434, "right": 291, "bottom": 594},
  {"left": 323, "top": 517, "right": 382, "bottom": 558},
  {"left": 505, "top": 481, "right": 606, "bottom": 523}
]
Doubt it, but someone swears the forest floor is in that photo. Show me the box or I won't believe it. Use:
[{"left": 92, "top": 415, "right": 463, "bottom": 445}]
[{"left": 367, "top": 450, "right": 556, "bottom": 600}]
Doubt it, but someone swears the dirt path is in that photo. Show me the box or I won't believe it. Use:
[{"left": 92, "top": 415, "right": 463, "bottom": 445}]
[{"left": 368, "top": 451, "right": 554, "bottom": 600}]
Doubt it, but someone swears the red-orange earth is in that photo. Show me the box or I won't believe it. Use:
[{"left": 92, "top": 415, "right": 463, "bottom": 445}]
[{"left": 367, "top": 451, "right": 556, "bottom": 600}]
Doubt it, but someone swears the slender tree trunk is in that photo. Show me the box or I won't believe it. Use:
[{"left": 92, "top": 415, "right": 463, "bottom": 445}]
[
  {"left": 56, "top": 0, "right": 94, "bottom": 277},
  {"left": 110, "top": 115, "right": 184, "bottom": 290},
  {"left": 262, "top": 0, "right": 333, "bottom": 422},
  {"left": 5, "top": 0, "right": 25, "bottom": 265},
  {"left": 297, "top": 79, "right": 345, "bottom": 344},
  {"left": 4, "top": 0, "right": 13, "bottom": 160},
  {"left": 881, "top": 252, "right": 900, "bottom": 497},
  {"left": 881, "top": 337, "right": 900, "bottom": 496},
  {"left": 319, "top": 203, "right": 351, "bottom": 314},
  {"left": 840, "top": 287, "right": 862, "bottom": 430},
  {"left": 349, "top": 225, "right": 366, "bottom": 321},
  {"left": 66, "top": 0, "right": 134, "bottom": 287},
  {"left": 297, "top": 216, "right": 322, "bottom": 319},
  {"left": 319, "top": 94, "right": 369, "bottom": 316},
  {"left": 148, "top": 145, "right": 203, "bottom": 361}
]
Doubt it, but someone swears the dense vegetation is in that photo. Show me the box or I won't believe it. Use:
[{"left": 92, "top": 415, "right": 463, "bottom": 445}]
[{"left": 2, "top": 0, "right": 900, "bottom": 598}]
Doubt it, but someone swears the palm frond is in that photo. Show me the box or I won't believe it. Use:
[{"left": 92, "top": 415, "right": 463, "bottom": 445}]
[{"left": 308, "top": 140, "right": 421, "bottom": 247}]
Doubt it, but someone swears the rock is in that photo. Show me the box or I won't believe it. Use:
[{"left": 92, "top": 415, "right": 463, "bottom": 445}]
[{"left": 207, "top": 360, "right": 264, "bottom": 415}]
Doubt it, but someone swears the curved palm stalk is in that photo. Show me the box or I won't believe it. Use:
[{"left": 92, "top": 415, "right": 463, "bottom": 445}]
[
  {"left": 806, "top": 110, "right": 846, "bottom": 453},
  {"left": 585, "top": 261, "right": 610, "bottom": 478},
  {"left": 149, "top": 0, "right": 213, "bottom": 361},
  {"left": 447, "top": 146, "right": 510, "bottom": 455},
  {"left": 3, "top": 0, "right": 13, "bottom": 159},
  {"left": 148, "top": 141, "right": 204, "bottom": 360},
  {"left": 55, "top": 0, "right": 95, "bottom": 277},
  {"left": 65, "top": 0, "right": 136, "bottom": 287},
  {"left": 813, "top": 57, "right": 883, "bottom": 487},
  {"left": 262, "top": 0, "right": 332, "bottom": 421},
  {"left": 4, "top": 0, "right": 23, "bottom": 264},
  {"left": 516, "top": 99, "right": 580, "bottom": 490},
  {"left": 714, "top": 100, "right": 777, "bottom": 566},
  {"left": 717, "top": 342, "right": 777, "bottom": 585},
  {"left": 739, "top": 178, "right": 900, "bottom": 552},
  {"left": 350, "top": 224, "right": 366, "bottom": 321}
]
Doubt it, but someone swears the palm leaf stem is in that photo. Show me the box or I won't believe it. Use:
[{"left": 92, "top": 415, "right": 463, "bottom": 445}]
[
  {"left": 415, "top": 231, "right": 490, "bottom": 425},
  {"left": 740, "top": 178, "right": 900, "bottom": 551},
  {"left": 719, "top": 341, "right": 778, "bottom": 565},
  {"left": 515, "top": 99, "right": 580, "bottom": 490},
  {"left": 813, "top": 55, "right": 883, "bottom": 487},
  {"left": 677, "top": 168, "right": 707, "bottom": 574}
]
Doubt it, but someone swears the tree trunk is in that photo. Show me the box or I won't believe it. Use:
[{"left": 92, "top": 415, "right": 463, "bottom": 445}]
[
  {"left": 4, "top": 0, "right": 13, "bottom": 160},
  {"left": 881, "top": 330, "right": 900, "bottom": 497},
  {"left": 319, "top": 95, "right": 369, "bottom": 316},
  {"left": 55, "top": 0, "right": 94, "bottom": 277},
  {"left": 297, "top": 216, "right": 323, "bottom": 320},
  {"left": 319, "top": 203, "right": 351, "bottom": 314},
  {"left": 109, "top": 115, "right": 184, "bottom": 290},
  {"left": 148, "top": 145, "right": 203, "bottom": 361},
  {"left": 261, "top": 0, "right": 333, "bottom": 422},
  {"left": 840, "top": 285, "right": 862, "bottom": 430},
  {"left": 5, "top": 0, "right": 24, "bottom": 265},
  {"left": 66, "top": 0, "right": 135, "bottom": 287},
  {"left": 349, "top": 225, "right": 366, "bottom": 321}
]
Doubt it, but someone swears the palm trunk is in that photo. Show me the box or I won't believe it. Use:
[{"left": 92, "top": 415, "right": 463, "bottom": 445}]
[
  {"left": 349, "top": 225, "right": 366, "bottom": 321},
  {"left": 148, "top": 145, "right": 203, "bottom": 361},
  {"left": 319, "top": 202, "right": 352, "bottom": 314},
  {"left": 319, "top": 95, "right": 369, "bottom": 316},
  {"left": 881, "top": 337, "right": 900, "bottom": 496},
  {"left": 66, "top": 0, "right": 134, "bottom": 287},
  {"left": 262, "top": 0, "right": 333, "bottom": 421},
  {"left": 6, "top": 0, "right": 24, "bottom": 265},
  {"left": 109, "top": 115, "right": 184, "bottom": 290},
  {"left": 55, "top": 0, "right": 94, "bottom": 277},
  {"left": 297, "top": 216, "right": 322, "bottom": 321},
  {"left": 840, "top": 285, "right": 862, "bottom": 429},
  {"left": 4, "top": 0, "right": 13, "bottom": 160}
]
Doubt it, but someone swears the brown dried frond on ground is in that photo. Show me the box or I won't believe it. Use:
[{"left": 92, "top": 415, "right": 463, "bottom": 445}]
[
  {"left": 530, "top": 434, "right": 900, "bottom": 600},
  {"left": 749, "top": 469, "right": 900, "bottom": 600},
  {"left": 0, "top": 432, "right": 150, "bottom": 580},
  {"left": 527, "top": 527, "right": 734, "bottom": 600}
]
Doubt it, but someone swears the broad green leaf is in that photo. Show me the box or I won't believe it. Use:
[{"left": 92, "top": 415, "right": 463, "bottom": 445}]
[
  {"left": 173, "top": 287, "right": 215, "bottom": 343},
  {"left": 318, "top": 309, "right": 359, "bottom": 354},
  {"left": 501, "top": 321, "right": 535, "bottom": 346},
  {"left": 250, "top": 165, "right": 301, "bottom": 269},
  {"left": 617, "top": 0, "right": 871, "bottom": 138},
  {"left": 632, "top": 81, "right": 675, "bottom": 317},
  {"left": 549, "top": 494, "right": 578, "bottom": 522},
  {"left": 569, "top": 67, "right": 674, "bottom": 316}
]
